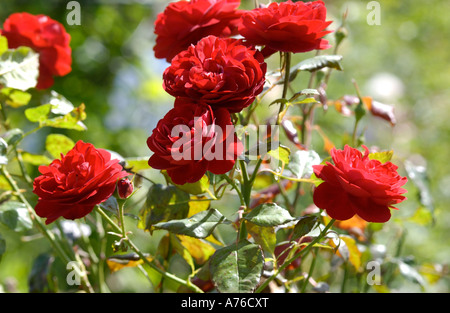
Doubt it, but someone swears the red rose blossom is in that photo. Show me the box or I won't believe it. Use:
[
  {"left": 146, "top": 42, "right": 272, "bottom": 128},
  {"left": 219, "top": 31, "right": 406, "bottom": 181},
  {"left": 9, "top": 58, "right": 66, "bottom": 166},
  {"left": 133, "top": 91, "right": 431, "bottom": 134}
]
[
  {"left": 147, "top": 98, "right": 243, "bottom": 185},
  {"left": 154, "top": 0, "right": 243, "bottom": 62},
  {"left": 33, "top": 141, "right": 128, "bottom": 224},
  {"left": 163, "top": 35, "right": 267, "bottom": 113},
  {"left": 312, "top": 145, "right": 407, "bottom": 223},
  {"left": 1, "top": 12, "right": 72, "bottom": 89},
  {"left": 238, "top": 0, "right": 332, "bottom": 57}
]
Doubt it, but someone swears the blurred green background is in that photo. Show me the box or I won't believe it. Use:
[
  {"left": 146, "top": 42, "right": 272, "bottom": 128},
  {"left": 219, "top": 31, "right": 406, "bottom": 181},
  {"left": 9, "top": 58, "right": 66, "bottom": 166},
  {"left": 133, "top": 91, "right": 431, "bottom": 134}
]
[{"left": 0, "top": 0, "right": 448, "bottom": 292}]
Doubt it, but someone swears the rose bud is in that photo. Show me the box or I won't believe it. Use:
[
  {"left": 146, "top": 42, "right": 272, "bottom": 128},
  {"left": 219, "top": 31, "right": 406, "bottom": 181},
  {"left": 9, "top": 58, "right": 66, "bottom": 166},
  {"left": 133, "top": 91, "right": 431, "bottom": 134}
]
[{"left": 117, "top": 177, "right": 133, "bottom": 199}]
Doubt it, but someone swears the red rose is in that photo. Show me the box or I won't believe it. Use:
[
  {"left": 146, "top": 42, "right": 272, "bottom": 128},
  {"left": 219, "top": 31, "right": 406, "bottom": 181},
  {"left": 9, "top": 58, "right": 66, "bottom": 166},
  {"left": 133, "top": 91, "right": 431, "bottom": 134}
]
[
  {"left": 33, "top": 141, "right": 128, "bottom": 224},
  {"left": 312, "top": 145, "right": 407, "bottom": 223},
  {"left": 154, "top": 0, "right": 243, "bottom": 62},
  {"left": 238, "top": 0, "right": 332, "bottom": 57},
  {"left": 163, "top": 35, "right": 267, "bottom": 113},
  {"left": 147, "top": 98, "right": 243, "bottom": 185},
  {"left": 1, "top": 12, "right": 72, "bottom": 89}
]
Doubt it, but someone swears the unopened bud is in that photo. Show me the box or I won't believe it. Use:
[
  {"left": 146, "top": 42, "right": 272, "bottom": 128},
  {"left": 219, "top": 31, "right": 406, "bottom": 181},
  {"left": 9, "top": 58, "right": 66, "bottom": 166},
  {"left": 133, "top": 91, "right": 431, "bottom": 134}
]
[
  {"left": 334, "top": 26, "right": 348, "bottom": 47},
  {"left": 117, "top": 177, "right": 133, "bottom": 199}
]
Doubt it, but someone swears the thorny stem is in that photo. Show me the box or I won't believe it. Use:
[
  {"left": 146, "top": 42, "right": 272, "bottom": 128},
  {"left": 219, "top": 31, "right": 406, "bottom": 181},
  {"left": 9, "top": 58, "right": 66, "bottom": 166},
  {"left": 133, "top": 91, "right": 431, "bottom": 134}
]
[
  {"left": 0, "top": 166, "right": 94, "bottom": 293},
  {"left": 94, "top": 205, "right": 204, "bottom": 293},
  {"left": 255, "top": 218, "right": 336, "bottom": 293},
  {"left": 276, "top": 52, "right": 292, "bottom": 125}
]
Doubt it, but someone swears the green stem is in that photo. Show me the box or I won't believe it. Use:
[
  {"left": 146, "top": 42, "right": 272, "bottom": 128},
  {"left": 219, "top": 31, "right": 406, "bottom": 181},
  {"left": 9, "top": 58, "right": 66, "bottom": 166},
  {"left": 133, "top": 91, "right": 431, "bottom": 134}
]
[
  {"left": 94, "top": 206, "right": 204, "bottom": 293},
  {"left": 276, "top": 52, "right": 292, "bottom": 125},
  {"left": 239, "top": 159, "right": 251, "bottom": 208},
  {"left": 221, "top": 174, "right": 245, "bottom": 207},
  {"left": 0, "top": 166, "right": 94, "bottom": 293},
  {"left": 0, "top": 101, "right": 9, "bottom": 130},
  {"left": 300, "top": 248, "right": 318, "bottom": 293},
  {"left": 255, "top": 218, "right": 336, "bottom": 293},
  {"left": 14, "top": 148, "right": 33, "bottom": 185},
  {"left": 261, "top": 169, "right": 317, "bottom": 184},
  {"left": 341, "top": 261, "right": 349, "bottom": 293}
]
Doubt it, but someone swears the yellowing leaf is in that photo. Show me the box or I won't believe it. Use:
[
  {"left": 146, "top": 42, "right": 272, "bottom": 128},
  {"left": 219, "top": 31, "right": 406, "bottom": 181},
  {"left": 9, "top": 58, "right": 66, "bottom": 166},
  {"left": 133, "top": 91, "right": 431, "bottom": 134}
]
[
  {"left": 106, "top": 254, "right": 153, "bottom": 273},
  {"left": 246, "top": 221, "right": 277, "bottom": 256},
  {"left": 45, "top": 134, "right": 75, "bottom": 159},
  {"left": 329, "top": 235, "right": 362, "bottom": 271},
  {"left": 163, "top": 171, "right": 210, "bottom": 195},
  {"left": 188, "top": 196, "right": 211, "bottom": 217},
  {"left": 125, "top": 157, "right": 152, "bottom": 172},
  {"left": 369, "top": 150, "right": 394, "bottom": 164},
  {"left": 178, "top": 235, "right": 215, "bottom": 265},
  {"left": 170, "top": 234, "right": 195, "bottom": 272}
]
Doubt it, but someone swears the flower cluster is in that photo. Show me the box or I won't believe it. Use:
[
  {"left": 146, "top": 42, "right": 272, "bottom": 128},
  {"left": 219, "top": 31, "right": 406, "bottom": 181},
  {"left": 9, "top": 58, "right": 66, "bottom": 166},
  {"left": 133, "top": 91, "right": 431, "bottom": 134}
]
[
  {"left": 3, "top": 1, "right": 405, "bottom": 230},
  {"left": 0, "top": 0, "right": 417, "bottom": 295},
  {"left": 147, "top": 0, "right": 334, "bottom": 185}
]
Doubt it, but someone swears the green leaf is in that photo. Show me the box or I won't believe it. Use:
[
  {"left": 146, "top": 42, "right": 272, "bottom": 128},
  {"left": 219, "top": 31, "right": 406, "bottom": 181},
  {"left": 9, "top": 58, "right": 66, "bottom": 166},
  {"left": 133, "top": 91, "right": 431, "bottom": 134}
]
[
  {"left": 2, "top": 128, "right": 24, "bottom": 146},
  {"left": 169, "top": 234, "right": 195, "bottom": 272},
  {"left": 25, "top": 104, "right": 52, "bottom": 123},
  {"left": 289, "top": 89, "right": 320, "bottom": 102},
  {"left": 408, "top": 206, "right": 433, "bottom": 226},
  {"left": 404, "top": 159, "right": 435, "bottom": 218},
  {"left": 99, "top": 196, "right": 119, "bottom": 215},
  {"left": 0, "top": 46, "right": 39, "bottom": 91},
  {"left": 163, "top": 170, "right": 210, "bottom": 195},
  {"left": 153, "top": 208, "right": 228, "bottom": 239},
  {"left": 210, "top": 240, "right": 264, "bottom": 293},
  {"left": 41, "top": 90, "right": 75, "bottom": 115},
  {"left": 41, "top": 103, "right": 87, "bottom": 131},
  {"left": 292, "top": 215, "right": 318, "bottom": 240},
  {"left": 369, "top": 150, "right": 394, "bottom": 163},
  {"left": 0, "top": 233, "right": 5, "bottom": 264},
  {"left": 286, "top": 55, "right": 343, "bottom": 83},
  {"left": 138, "top": 184, "right": 190, "bottom": 233},
  {"left": 28, "top": 253, "right": 56, "bottom": 293},
  {"left": 0, "top": 138, "right": 8, "bottom": 165},
  {"left": 124, "top": 157, "right": 151, "bottom": 172},
  {"left": 397, "top": 260, "right": 426, "bottom": 289},
  {"left": 293, "top": 55, "right": 343, "bottom": 73},
  {"left": 266, "top": 144, "right": 290, "bottom": 165},
  {"left": 246, "top": 221, "right": 277, "bottom": 256},
  {"left": 0, "top": 201, "right": 33, "bottom": 232},
  {"left": 244, "top": 202, "right": 295, "bottom": 227},
  {"left": 0, "top": 88, "right": 32, "bottom": 108},
  {"left": 0, "top": 176, "right": 12, "bottom": 191},
  {"left": 0, "top": 36, "right": 8, "bottom": 56},
  {"left": 21, "top": 152, "right": 52, "bottom": 166},
  {"left": 45, "top": 134, "right": 75, "bottom": 159},
  {"left": 288, "top": 150, "right": 321, "bottom": 179},
  {"left": 25, "top": 103, "right": 87, "bottom": 131}
]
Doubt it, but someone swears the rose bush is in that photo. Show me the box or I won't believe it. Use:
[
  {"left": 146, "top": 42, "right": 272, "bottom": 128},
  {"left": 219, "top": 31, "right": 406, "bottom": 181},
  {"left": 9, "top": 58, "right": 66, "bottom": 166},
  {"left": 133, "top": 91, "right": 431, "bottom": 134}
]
[
  {"left": 153, "top": 0, "right": 242, "bottom": 62},
  {"left": 33, "top": 141, "right": 128, "bottom": 224},
  {"left": 2, "top": 0, "right": 440, "bottom": 296},
  {"left": 1, "top": 12, "right": 72, "bottom": 89},
  {"left": 238, "top": 0, "right": 332, "bottom": 57},
  {"left": 162, "top": 35, "right": 267, "bottom": 113},
  {"left": 147, "top": 97, "right": 243, "bottom": 185},
  {"left": 312, "top": 145, "right": 408, "bottom": 223}
]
